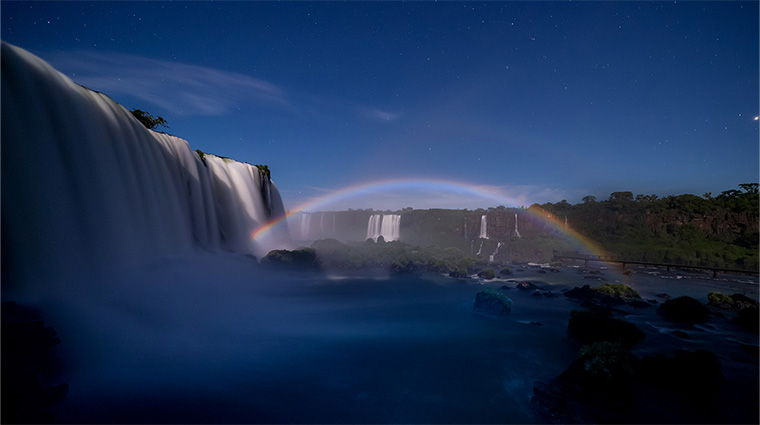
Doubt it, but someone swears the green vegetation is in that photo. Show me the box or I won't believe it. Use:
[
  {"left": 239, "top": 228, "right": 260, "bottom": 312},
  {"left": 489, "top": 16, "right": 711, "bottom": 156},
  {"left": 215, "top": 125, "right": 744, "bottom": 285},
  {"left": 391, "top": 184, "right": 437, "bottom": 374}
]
[
  {"left": 478, "top": 269, "right": 495, "bottom": 279},
  {"left": 254, "top": 164, "right": 271, "bottom": 180},
  {"left": 130, "top": 108, "right": 168, "bottom": 130},
  {"left": 536, "top": 184, "right": 759, "bottom": 271},
  {"left": 473, "top": 287, "right": 513, "bottom": 315},
  {"left": 309, "top": 238, "right": 487, "bottom": 274},
  {"left": 261, "top": 248, "right": 319, "bottom": 270},
  {"left": 580, "top": 341, "right": 635, "bottom": 382},
  {"left": 591, "top": 283, "right": 641, "bottom": 301},
  {"left": 195, "top": 149, "right": 206, "bottom": 165}
]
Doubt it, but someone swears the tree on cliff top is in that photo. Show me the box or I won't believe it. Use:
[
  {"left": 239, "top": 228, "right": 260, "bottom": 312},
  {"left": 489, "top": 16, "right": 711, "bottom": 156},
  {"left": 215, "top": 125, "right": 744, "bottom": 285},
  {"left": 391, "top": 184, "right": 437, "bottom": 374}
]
[{"left": 130, "top": 108, "right": 168, "bottom": 130}]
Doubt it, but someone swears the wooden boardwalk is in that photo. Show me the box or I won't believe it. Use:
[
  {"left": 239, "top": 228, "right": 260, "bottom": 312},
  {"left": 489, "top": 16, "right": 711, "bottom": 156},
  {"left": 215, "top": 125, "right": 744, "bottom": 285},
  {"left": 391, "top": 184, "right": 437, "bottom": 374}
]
[{"left": 552, "top": 251, "right": 759, "bottom": 278}]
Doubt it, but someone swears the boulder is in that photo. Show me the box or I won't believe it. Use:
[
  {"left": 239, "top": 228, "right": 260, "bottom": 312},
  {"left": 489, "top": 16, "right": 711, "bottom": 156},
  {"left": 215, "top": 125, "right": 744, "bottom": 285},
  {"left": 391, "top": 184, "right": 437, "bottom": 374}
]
[
  {"left": 516, "top": 281, "right": 539, "bottom": 291},
  {"left": 261, "top": 248, "right": 320, "bottom": 270},
  {"left": 477, "top": 269, "right": 495, "bottom": 279},
  {"left": 568, "top": 309, "right": 644, "bottom": 348},
  {"left": 473, "top": 287, "right": 512, "bottom": 316},
  {"left": 657, "top": 296, "right": 709, "bottom": 323}
]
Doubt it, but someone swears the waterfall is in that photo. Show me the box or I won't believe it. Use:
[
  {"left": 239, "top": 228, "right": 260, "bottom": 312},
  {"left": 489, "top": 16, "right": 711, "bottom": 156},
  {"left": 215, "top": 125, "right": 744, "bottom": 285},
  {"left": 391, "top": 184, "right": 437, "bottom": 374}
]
[
  {"left": 319, "top": 213, "right": 325, "bottom": 234},
  {"left": 464, "top": 219, "right": 468, "bottom": 238},
  {"left": 296, "top": 212, "right": 312, "bottom": 240},
  {"left": 476, "top": 241, "right": 484, "bottom": 256},
  {"left": 489, "top": 242, "right": 504, "bottom": 263},
  {"left": 479, "top": 215, "right": 489, "bottom": 239},
  {"left": 1, "top": 42, "right": 287, "bottom": 289},
  {"left": 366, "top": 214, "right": 401, "bottom": 242},
  {"left": 514, "top": 213, "right": 522, "bottom": 238}
]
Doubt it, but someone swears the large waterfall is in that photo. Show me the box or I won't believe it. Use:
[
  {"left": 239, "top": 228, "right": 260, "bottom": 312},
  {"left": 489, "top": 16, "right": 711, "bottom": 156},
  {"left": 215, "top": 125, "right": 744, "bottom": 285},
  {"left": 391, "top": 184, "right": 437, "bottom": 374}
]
[
  {"left": 366, "top": 214, "right": 401, "bottom": 242},
  {"left": 479, "top": 214, "right": 489, "bottom": 239},
  {"left": 1, "top": 42, "right": 287, "bottom": 290}
]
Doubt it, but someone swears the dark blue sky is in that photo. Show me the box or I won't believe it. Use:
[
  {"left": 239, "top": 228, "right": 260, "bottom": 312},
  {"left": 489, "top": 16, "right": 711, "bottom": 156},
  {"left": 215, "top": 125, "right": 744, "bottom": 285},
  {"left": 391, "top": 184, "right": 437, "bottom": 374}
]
[{"left": 3, "top": 1, "right": 758, "bottom": 210}]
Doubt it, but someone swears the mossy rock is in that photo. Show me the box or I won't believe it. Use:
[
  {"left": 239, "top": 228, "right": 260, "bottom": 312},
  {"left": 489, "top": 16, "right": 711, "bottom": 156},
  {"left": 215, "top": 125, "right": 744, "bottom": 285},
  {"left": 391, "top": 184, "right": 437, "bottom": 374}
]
[
  {"left": 477, "top": 269, "right": 495, "bottom": 279},
  {"left": 591, "top": 283, "right": 641, "bottom": 303},
  {"left": 473, "top": 287, "right": 512, "bottom": 316},
  {"left": 261, "top": 248, "right": 320, "bottom": 270}
]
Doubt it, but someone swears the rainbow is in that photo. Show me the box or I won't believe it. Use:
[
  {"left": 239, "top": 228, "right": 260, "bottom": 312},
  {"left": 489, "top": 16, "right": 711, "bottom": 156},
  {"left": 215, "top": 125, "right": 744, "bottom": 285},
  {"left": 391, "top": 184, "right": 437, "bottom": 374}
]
[{"left": 252, "top": 179, "right": 608, "bottom": 258}]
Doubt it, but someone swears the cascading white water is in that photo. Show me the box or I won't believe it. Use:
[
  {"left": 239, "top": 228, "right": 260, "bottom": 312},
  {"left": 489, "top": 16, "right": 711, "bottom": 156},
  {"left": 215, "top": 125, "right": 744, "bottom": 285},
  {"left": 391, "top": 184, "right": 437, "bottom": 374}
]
[
  {"left": 366, "top": 214, "right": 401, "bottom": 242},
  {"left": 1, "top": 42, "right": 287, "bottom": 290},
  {"left": 479, "top": 215, "right": 489, "bottom": 239},
  {"left": 296, "top": 212, "right": 312, "bottom": 240},
  {"left": 476, "top": 241, "right": 484, "bottom": 256},
  {"left": 514, "top": 213, "right": 522, "bottom": 238},
  {"left": 489, "top": 242, "right": 504, "bottom": 263}
]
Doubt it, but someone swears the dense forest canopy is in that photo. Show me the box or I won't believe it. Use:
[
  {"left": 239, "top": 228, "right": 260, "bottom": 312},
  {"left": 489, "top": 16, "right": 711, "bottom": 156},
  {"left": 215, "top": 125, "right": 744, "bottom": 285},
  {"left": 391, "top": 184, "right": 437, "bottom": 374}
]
[{"left": 528, "top": 184, "right": 759, "bottom": 270}]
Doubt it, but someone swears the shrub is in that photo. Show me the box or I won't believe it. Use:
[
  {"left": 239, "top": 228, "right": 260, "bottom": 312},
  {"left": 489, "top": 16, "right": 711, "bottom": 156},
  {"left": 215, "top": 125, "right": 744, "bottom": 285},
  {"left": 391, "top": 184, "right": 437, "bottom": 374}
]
[
  {"left": 592, "top": 283, "right": 641, "bottom": 301},
  {"left": 478, "top": 269, "right": 495, "bottom": 279},
  {"left": 706, "top": 292, "right": 734, "bottom": 310}
]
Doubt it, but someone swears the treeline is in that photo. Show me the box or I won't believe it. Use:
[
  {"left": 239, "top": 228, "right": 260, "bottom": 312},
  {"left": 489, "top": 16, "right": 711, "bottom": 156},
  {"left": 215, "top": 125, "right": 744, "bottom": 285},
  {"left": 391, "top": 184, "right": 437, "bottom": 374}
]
[{"left": 532, "top": 184, "right": 759, "bottom": 270}]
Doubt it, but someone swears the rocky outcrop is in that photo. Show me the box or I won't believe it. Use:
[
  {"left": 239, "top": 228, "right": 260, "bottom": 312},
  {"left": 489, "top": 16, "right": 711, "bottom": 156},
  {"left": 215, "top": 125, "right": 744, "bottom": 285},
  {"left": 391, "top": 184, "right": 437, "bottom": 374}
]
[
  {"left": 657, "top": 296, "right": 709, "bottom": 323},
  {"left": 473, "top": 288, "right": 512, "bottom": 316}
]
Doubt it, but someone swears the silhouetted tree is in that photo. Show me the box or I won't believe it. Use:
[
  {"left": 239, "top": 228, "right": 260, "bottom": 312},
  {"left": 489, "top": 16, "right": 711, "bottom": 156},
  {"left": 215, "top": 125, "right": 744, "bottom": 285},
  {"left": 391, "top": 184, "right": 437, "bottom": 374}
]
[{"left": 130, "top": 108, "right": 168, "bottom": 130}]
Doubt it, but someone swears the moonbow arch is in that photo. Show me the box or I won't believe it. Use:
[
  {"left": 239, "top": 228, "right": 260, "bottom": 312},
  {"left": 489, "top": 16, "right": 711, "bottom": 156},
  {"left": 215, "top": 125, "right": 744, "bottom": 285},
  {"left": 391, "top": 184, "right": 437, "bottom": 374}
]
[{"left": 251, "top": 179, "right": 608, "bottom": 258}]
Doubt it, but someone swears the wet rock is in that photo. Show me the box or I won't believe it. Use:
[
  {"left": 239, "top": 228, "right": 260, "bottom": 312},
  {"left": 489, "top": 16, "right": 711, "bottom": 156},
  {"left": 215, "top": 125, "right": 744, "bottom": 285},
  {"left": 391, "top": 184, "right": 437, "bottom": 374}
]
[
  {"left": 516, "top": 281, "right": 540, "bottom": 291},
  {"left": 473, "top": 287, "right": 512, "bottom": 316},
  {"left": 568, "top": 309, "right": 644, "bottom": 348},
  {"left": 477, "top": 269, "right": 495, "bottom": 279},
  {"left": 657, "top": 296, "right": 709, "bottom": 323}
]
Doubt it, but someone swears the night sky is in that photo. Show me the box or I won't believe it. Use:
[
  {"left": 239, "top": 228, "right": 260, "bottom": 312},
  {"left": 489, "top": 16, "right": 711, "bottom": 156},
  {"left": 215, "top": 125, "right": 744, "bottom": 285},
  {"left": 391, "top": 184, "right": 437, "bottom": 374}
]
[{"left": 3, "top": 1, "right": 758, "bottom": 211}]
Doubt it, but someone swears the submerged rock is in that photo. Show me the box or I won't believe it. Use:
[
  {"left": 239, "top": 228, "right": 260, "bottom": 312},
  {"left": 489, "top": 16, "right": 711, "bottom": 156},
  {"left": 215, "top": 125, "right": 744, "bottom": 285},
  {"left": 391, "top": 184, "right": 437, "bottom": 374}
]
[
  {"left": 473, "top": 287, "right": 512, "bottom": 316},
  {"left": 516, "top": 281, "right": 540, "bottom": 291}
]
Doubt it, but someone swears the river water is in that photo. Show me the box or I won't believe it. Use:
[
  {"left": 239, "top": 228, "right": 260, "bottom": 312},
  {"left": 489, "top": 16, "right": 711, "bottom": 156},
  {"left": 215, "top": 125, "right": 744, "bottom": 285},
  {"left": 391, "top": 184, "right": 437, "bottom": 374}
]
[{"left": 25, "top": 255, "right": 756, "bottom": 423}]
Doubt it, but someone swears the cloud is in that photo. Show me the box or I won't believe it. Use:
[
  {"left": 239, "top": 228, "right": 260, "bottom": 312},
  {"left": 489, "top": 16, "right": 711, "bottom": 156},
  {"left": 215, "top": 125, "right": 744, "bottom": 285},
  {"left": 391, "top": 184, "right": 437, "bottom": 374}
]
[
  {"left": 359, "top": 107, "right": 399, "bottom": 122},
  {"left": 47, "top": 51, "right": 290, "bottom": 116}
]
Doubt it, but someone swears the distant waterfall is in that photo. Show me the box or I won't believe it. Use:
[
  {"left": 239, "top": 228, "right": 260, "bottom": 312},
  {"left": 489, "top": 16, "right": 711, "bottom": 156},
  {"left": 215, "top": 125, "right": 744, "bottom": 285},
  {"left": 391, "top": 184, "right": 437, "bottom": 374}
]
[
  {"left": 489, "top": 242, "right": 504, "bottom": 263},
  {"left": 367, "top": 214, "right": 400, "bottom": 242},
  {"left": 476, "top": 241, "right": 484, "bottom": 256},
  {"left": 296, "top": 212, "right": 312, "bottom": 240},
  {"left": 479, "top": 215, "right": 489, "bottom": 239},
  {"left": 514, "top": 213, "right": 521, "bottom": 238}
]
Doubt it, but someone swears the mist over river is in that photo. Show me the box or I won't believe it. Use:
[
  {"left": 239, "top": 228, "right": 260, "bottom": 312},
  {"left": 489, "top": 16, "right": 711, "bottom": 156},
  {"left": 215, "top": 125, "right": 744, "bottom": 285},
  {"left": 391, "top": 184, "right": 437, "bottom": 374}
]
[{"left": 8, "top": 253, "right": 755, "bottom": 424}]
